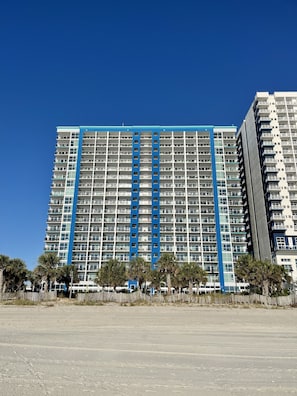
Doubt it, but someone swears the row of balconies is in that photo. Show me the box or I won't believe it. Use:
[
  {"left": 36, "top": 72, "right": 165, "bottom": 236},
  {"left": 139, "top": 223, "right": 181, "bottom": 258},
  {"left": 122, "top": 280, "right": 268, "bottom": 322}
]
[
  {"left": 71, "top": 255, "right": 222, "bottom": 263},
  {"left": 71, "top": 242, "right": 246, "bottom": 253},
  {"left": 68, "top": 226, "right": 246, "bottom": 237},
  {"left": 71, "top": 196, "right": 244, "bottom": 207},
  {"left": 72, "top": 226, "right": 219, "bottom": 235},
  {"left": 80, "top": 150, "right": 235, "bottom": 158},
  {"left": 78, "top": 170, "right": 216, "bottom": 178}
]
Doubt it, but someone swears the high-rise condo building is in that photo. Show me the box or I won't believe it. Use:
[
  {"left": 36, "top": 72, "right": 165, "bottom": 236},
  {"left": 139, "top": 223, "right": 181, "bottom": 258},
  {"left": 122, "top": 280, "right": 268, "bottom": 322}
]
[
  {"left": 45, "top": 126, "right": 247, "bottom": 292},
  {"left": 237, "top": 92, "right": 297, "bottom": 281}
]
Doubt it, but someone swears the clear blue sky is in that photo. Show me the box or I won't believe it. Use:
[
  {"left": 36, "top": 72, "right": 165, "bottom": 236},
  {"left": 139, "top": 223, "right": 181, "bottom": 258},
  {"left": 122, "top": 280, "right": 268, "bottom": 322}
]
[{"left": 1, "top": 0, "right": 296, "bottom": 270}]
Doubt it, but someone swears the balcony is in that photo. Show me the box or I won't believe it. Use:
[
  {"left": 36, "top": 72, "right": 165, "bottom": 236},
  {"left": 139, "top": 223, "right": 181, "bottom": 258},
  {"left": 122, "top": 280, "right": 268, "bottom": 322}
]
[
  {"left": 274, "top": 245, "right": 297, "bottom": 251},
  {"left": 271, "top": 224, "right": 286, "bottom": 231},
  {"left": 257, "top": 108, "right": 270, "bottom": 115},
  {"left": 268, "top": 194, "right": 281, "bottom": 200},
  {"left": 269, "top": 204, "right": 283, "bottom": 210},
  {"left": 266, "top": 185, "right": 280, "bottom": 193},
  {"left": 270, "top": 214, "right": 285, "bottom": 221},
  {"left": 256, "top": 101, "right": 268, "bottom": 107},
  {"left": 266, "top": 176, "right": 279, "bottom": 182},
  {"left": 288, "top": 185, "right": 297, "bottom": 191},
  {"left": 283, "top": 157, "right": 295, "bottom": 164},
  {"left": 283, "top": 150, "right": 294, "bottom": 155},
  {"left": 258, "top": 117, "right": 271, "bottom": 123},
  {"left": 262, "top": 149, "right": 276, "bottom": 156},
  {"left": 279, "top": 124, "right": 290, "bottom": 130},
  {"left": 281, "top": 142, "right": 292, "bottom": 149},
  {"left": 261, "top": 139, "right": 274, "bottom": 147},
  {"left": 264, "top": 166, "right": 277, "bottom": 173},
  {"left": 287, "top": 177, "right": 297, "bottom": 182},
  {"left": 258, "top": 124, "right": 272, "bottom": 132}
]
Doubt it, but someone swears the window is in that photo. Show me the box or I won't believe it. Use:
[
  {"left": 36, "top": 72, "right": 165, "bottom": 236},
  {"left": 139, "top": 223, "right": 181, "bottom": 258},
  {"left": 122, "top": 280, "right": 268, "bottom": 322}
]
[
  {"left": 276, "top": 237, "right": 286, "bottom": 249},
  {"left": 223, "top": 244, "right": 231, "bottom": 251},
  {"left": 224, "top": 264, "right": 233, "bottom": 272}
]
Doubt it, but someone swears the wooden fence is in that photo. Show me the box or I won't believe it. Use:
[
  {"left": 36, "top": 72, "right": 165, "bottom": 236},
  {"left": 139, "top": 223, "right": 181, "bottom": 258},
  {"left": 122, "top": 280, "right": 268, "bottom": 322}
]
[
  {"left": 75, "top": 291, "right": 297, "bottom": 307},
  {"left": 1, "top": 291, "right": 296, "bottom": 307}
]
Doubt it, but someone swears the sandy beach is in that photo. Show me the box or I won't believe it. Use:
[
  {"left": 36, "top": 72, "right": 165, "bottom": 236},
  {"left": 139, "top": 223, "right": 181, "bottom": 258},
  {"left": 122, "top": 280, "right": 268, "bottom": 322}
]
[{"left": 0, "top": 303, "right": 296, "bottom": 395}]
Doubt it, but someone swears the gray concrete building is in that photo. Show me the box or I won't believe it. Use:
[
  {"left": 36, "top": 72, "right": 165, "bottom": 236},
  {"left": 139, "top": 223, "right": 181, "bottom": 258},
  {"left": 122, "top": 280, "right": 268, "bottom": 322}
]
[{"left": 237, "top": 92, "right": 297, "bottom": 282}]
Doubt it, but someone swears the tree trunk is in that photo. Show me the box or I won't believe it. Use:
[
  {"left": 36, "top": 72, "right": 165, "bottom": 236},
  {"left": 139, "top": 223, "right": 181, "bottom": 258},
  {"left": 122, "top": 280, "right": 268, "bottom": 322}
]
[
  {"left": 0, "top": 268, "right": 3, "bottom": 295},
  {"left": 166, "top": 273, "right": 171, "bottom": 295},
  {"left": 189, "top": 279, "right": 193, "bottom": 295},
  {"left": 43, "top": 277, "right": 48, "bottom": 292},
  {"left": 262, "top": 280, "right": 269, "bottom": 297}
]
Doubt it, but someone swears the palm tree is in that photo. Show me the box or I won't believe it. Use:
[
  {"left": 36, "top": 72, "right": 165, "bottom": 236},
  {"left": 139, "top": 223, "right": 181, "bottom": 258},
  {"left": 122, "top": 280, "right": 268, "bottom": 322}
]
[
  {"left": 56, "top": 264, "right": 79, "bottom": 294},
  {"left": 272, "top": 264, "right": 291, "bottom": 293},
  {"left": 148, "top": 269, "right": 162, "bottom": 292},
  {"left": 95, "top": 259, "right": 127, "bottom": 291},
  {"left": 171, "top": 266, "right": 185, "bottom": 293},
  {"left": 4, "top": 258, "right": 28, "bottom": 292},
  {"left": 34, "top": 253, "right": 60, "bottom": 292},
  {"left": 157, "top": 253, "right": 178, "bottom": 295},
  {"left": 0, "top": 255, "right": 10, "bottom": 295},
  {"left": 235, "top": 255, "right": 291, "bottom": 296},
  {"left": 180, "top": 262, "right": 208, "bottom": 295},
  {"left": 128, "top": 257, "right": 151, "bottom": 291},
  {"left": 234, "top": 254, "right": 254, "bottom": 283}
]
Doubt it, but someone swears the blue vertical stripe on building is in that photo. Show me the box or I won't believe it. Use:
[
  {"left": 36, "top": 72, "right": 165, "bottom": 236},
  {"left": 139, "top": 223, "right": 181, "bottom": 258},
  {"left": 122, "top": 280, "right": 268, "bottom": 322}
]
[
  {"left": 151, "top": 129, "right": 161, "bottom": 269},
  {"left": 129, "top": 130, "right": 141, "bottom": 260}
]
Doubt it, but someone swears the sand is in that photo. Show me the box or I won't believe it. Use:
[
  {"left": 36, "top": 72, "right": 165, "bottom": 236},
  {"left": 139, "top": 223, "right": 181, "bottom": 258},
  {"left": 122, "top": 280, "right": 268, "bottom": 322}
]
[{"left": 0, "top": 303, "right": 296, "bottom": 395}]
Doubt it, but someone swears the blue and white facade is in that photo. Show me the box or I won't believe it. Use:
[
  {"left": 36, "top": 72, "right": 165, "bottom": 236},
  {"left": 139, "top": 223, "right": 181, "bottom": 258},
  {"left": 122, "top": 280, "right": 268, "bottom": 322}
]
[{"left": 45, "top": 126, "right": 247, "bottom": 292}]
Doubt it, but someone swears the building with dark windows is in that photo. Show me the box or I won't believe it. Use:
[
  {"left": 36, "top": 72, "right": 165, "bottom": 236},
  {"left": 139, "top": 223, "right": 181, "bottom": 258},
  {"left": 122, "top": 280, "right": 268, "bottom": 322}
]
[
  {"left": 45, "top": 125, "right": 247, "bottom": 292},
  {"left": 237, "top": 92, "right": 297, "bottom": 281}
]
